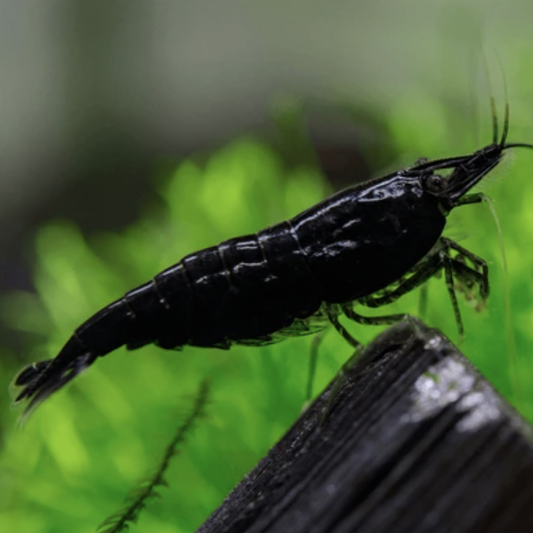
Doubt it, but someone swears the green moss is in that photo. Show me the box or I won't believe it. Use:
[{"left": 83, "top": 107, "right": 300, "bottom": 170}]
[
  {"left": 0, "top": 138, "right": 341, "bottom": 533},
  {"left": 2, "top": 101, "right": 533, "bottom": 532}
]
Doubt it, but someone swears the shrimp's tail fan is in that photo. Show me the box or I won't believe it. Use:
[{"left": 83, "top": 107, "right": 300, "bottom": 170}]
[{"left": 13, "top": 339, "right": 98, "bottom": 416}]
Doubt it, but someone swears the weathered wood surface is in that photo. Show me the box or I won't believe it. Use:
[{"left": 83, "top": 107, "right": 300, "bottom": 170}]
[{"left": 197, "top": 320, "right": 533, "bottom": 533}]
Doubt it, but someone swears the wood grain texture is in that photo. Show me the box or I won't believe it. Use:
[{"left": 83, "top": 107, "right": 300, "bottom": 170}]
[{"left": 197, "top": 319, "right": 533, "bottom": 533}]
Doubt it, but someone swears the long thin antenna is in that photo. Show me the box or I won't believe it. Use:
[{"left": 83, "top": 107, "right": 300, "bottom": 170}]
[
  {"left": 481, "top": 48, "right": 498, "bottom": 147},
  {"left": 495, "top": 51, "right": 510, "bottom": 147},
  {"left": 490, "top": 96, "right": 499, "bottom": 145},
  {"left": 501, "top": 102, "right": 510, "bottom": 146},
  {"left": 493, "top": 50, "right": 527, "bottom": 416},
  {"left": 503, "top": 142, "right": 533, "bottom": 150}
]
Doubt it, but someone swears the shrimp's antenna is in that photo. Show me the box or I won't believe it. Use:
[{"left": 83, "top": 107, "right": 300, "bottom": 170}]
[
  {"left": 493, "top": 49, "right": 526, "bottom": 414},
  {"left": 501, "top": 101, "right": 510, "bottom": 147},
  {"left": 499, "top": 59, "right": 510, "bottom": 147},
  {"left": 490, "top": 96, "right": 499, "bottom": 145}
]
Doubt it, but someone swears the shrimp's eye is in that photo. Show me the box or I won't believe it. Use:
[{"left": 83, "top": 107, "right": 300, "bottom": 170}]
[{"left": 424, "top": 173, "right": 448, "bottom": 195}]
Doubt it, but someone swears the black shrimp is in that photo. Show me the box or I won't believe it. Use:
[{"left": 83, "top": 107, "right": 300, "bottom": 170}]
[{"left": 13, "top": 104, "right": 533, "bottom": 413}]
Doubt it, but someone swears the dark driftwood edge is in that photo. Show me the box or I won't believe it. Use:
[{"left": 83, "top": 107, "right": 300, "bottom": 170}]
[{"left": 197, "top": 319, "right": 533, "bottom": 533}]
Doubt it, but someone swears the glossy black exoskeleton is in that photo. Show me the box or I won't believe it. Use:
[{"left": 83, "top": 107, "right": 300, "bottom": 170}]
[{"left": 13, "top": 104, "right": 533, "bottom": 413}]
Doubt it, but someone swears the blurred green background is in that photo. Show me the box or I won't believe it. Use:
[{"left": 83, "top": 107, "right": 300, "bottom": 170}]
[{"left": 2, "top": 1, "right": 533, "bottom": 532}]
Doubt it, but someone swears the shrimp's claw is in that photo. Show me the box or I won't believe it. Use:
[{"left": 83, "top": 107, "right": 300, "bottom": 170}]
[{"left": 13, "top": 342, "right": 97, "bottom": 415}]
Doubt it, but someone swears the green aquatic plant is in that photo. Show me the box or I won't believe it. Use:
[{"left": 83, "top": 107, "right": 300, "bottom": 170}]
[
  {"left": 1, "top": 138, "right": 338, "bottom": 533},
  {"left": 2, "top": 97, "right": 533, "bottom": 532},
  {"left": 97, "top": 380, "right": 210, "bottom": 533}
]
